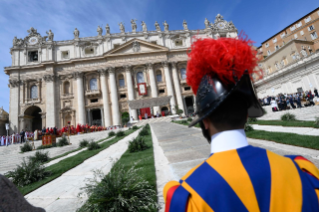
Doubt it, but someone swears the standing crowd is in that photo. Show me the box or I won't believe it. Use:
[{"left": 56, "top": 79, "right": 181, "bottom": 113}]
[{"left": 260, "top": 88, "right": 318, "bottom": 112}]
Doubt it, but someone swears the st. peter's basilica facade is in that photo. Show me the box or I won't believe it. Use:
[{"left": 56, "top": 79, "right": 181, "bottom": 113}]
[{"left": 4, "top": 15, "right": 237, "bottom": 133}]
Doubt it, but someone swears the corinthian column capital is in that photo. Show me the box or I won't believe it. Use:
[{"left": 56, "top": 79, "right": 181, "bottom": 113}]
[
  {"left": 161, "top": 61, "right": 169, "bottom": 68},
  {"left": 98, "top": 69, "right": 107, "bottom": 76},
  {"left": 123, "top": 65, "right": 131, "bottom": 72},
  {"left": 146, "top": 63, "right": 154, "bottom": 69},
  {"left": 170, "top": 61, "right": 177, "bottom": 68},
  {"left": 108, "top": 67, "right": 115, "bottom": 74},
  {"left": 73, "top": 72, "right": 83, "bottom": 79}
]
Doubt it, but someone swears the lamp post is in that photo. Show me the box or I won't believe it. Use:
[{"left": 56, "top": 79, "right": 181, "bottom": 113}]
[{"left": 5, "top": 123, "right": 9, "bottom": 147}]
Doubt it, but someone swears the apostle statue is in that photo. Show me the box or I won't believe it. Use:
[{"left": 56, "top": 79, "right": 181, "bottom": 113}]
[
  {"left": 141, "top": 21, "right": 147, "bottom": 32},
  {"left": 46, "top": 29, "right": 54, "bottom": 41},
  {"left": 12, "top": 36, "right": 18, "bottom": 47},
  {"left": 155, "top": 21, "right": 161, "bottom": 31},
  {"left": 105, "top": 24, "right": 110, "bottom": 34},
  {"left": 183, "top": 20, "right": 188, "bottom": 30},
  {"left": 119, "top": 22, "right": 125, "bottom": 33},
  {"left": 74, "top": 28, "right": 80, "bottom": 39},
  {"left": 215, "top": 14, "right": 224, "bottom": 23},
  {"left": 227, "top": 21, "right": 236, "bottom": 30},
  {"left": 204, "top": 18, "right": 210, "bottom": 29},
  {"left": 97, "top": 26, "right": 103, "bottom": 36},
  {"left": 163, "top": 21, "right": 169, "bottom": 32},
  {"left": 131, "top": 19, "right": 137, "bottom": 33}
]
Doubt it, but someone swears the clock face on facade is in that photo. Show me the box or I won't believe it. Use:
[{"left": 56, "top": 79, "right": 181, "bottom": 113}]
[
  {"left": 28, "top": 36, "right": 38, "bottom": 45},
  {"left": 217, "top": 23, "right": 225, "bottom": 29}
]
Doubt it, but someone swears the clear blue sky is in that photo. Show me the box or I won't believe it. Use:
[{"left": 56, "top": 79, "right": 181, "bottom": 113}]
[{"left": 0, "top": 0, "right": 318, "bottom": 112}]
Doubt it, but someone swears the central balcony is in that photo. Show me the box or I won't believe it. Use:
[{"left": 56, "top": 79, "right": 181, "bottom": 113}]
[{"left": 85, "top": 89, "right": 101, "bottom": 97}]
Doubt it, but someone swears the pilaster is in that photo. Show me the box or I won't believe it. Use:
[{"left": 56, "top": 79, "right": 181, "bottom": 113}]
[
  {"left": 171, "top": 62, "right": 185, "bottom": 115},
  {"left": 147, "top": 63, "right": 160, "bottom": 114},
  {"left": 124, "top": 65, "right": 137, "bottom": 120},
  {"left": 162, "top": 61, "right": 176, "bottom": 114},
  {"left": 74, "top": 72, "right": 86, "bottom": 124},
  {"left": 98, "top": 69, "right": 111, "bottom": 127},
  {"left": 108, "top": 67, "right": 120, "bottom": 125},
  {"left": 43, "top": 74, "right": 56, "bottom": 127}
]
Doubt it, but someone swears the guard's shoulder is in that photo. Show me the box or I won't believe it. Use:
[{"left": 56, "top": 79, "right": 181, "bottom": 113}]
[
  {"left": 181, "top": 160, "right": 206, "bottom": 181},
  {"left": 285, "top": 155, "right": 319, "bottom": 179}
]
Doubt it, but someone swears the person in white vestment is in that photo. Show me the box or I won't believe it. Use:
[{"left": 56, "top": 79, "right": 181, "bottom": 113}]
[
  {"left": 1, "top": 136, "right": 4, "bottom": 146},
  {"left": 11, "top": 133, "right": 15, "bottom": 144},
  {"left": 34, "top": 130, "right": 38, "bottom": 140}
]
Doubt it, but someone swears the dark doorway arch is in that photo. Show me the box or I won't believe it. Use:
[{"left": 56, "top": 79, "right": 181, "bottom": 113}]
[{"left": 24, "top": 106, "right": 42, "bottom": 131}]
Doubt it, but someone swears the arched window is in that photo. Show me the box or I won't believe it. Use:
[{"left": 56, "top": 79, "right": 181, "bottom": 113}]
[
  {"left": 180, "top": 68, "right": 187, "bottom": 80},
  {"left": 89, "top": 78, "right": 98, "bottom": 90},
  {"left": 30, "top": 85, "right": 38, "bottom": 99},
  {"left": 118, "top": 74, "right": 125, "bottom": 87},
  {"left": 137, "top": 72, "right": 145, "bottom": 83},
  {"left": 64, "top": 81, "right": 70, "bottom": 94},
  {"left": 156, "top": 70, "right": 162, "bottom": 82}
]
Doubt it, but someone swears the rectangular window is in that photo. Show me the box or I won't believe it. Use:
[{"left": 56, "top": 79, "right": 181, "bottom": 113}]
[
  {"left": 184, "top": 87, "right": 191, "bottom": 91},
  {"left": 305, "top": 16, "right": 312, "bottom": 23},
  {"left": 280, "top": 32, "right": 286, "bottom": 38},
  {"left": 156, "top": 74, "right": 162, "bottom": 82},
  {"left": 296, "top": 22, "right": 302, "bottom": 28},
  {"left": 90, "top": 99, "right": 98, "bottom": 103},
  {"left": 311, "top": 32, "right": 318, "bottom": 40},
  {"left": 300, "top": 30, "right": 304, "bottom": 35},
  {"left": 267, "top": 50, "right": 271, "bottom": 55},
  {"left": 28, "top": 51, "right": 38, "bottom": 62},
  {"left": 290, "top": 25, "right": 296, "bottom": 31},
  {"left": 275, "top": 45, "right": 279, "bottom": 50},
  {"left": 272, "top": 38, "right": 277, "bottom": 43},
  {"left": 119, "top": 79, "right": 125, "bottom": 87},
  {"left": 294, "top": 34, "right": 298, "bottom": 39},
  {"left": 308, "top": 25, "right": 314, "bottom": 31},
  {"left": 120, "top": 94, "right": 126, "bottom": 99},
  {"left": 159, "top": 89, "right": 165, "bottom": 94},
  {"left": 61, "top": 51, "right": 69, "bottom": 59},
  {"left": 265, "top": 43, "right": 269, "bottom": 48}
]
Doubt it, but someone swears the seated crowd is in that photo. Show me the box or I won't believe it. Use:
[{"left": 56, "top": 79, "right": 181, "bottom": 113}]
[
  {"left": 0, "top": 123, "right": 121, "bottom": 146},
  {"left": 259, "top": 88, "right": 319, "bottom": 112}
]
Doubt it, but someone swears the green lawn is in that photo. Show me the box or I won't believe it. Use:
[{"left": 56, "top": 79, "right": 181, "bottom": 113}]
[
  {"left": 246, "top": 130, "right": 319, "bottom": 150},
  {"left": 253, "top": 120, "right": 319, "bottom": 128},
  {"left": 19, "top": 129, "right": 137, "bottom": 195},
  {"left": 77, "top": 125, "right": 157, "bottom": 212},
  {"left": 172, "top": 120, "right": 319, "bottom": 150}
]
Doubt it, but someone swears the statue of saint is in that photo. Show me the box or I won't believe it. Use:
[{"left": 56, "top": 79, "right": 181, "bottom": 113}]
[
  {"left": 215, "top": 14, "right": 224, "bottom": 23},
  {"left": 183, "top": 20, "right": 188, "bottom": 30},
  {"left": 131, "top": 19, "right": 137, "bottom": 33},
  {"left": 204, "top": 18, "right": 210, "bottom": 29},
  {"left": 46, "top": 30, "right": 54, "bottom": 41},
  {"left": 13, "top": 36, "right": 18, "bottom": 46},
  {"left": 141, "top": 21, "right": 147, "bottom": 32},
  {"left": 155, "top": 21, "right": 161, "bottom": 31},
  {"left": 163, "top": 21, "right": 169, "bottom": 32},
  {"left": 105, "top": 24, "right": 110, "bottom": 34},
  {"left": 227, "top": 21, "right": 236, "bottom": 30},
  {"left": 74, "top": 28, "right": 80, "bottom": 39},
  {"left": 97, "top": 26, "right": 103, "bottom": 36},
  {"left": 119, "top": 22, "right": 125, "bottom": 33}
]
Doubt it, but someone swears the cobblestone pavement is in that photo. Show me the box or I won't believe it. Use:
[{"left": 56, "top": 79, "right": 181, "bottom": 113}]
[
  {"left": 151, "top": 122, "right": 319, "bottom": 182},
  {"left": 260, "top": 105, "right": 319, "bottom": 121},
  {"left": 0, "top": 129, "right": 125, "bottom": 175}
]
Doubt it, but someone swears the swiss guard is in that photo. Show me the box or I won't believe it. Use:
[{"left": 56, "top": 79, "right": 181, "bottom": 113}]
[{"left": 164, "top": 37, "right": 319, "bottom": 211}]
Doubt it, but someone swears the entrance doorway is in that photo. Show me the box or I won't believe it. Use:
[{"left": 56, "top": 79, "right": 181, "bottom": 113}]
[
  {"left": 161, "top": 107, "right": 168, "bottom": 116},
  {"left": 24, "top": 106, "right": 42, "bottom": 131},
  {"left": 91, "top": 109, "right": 102, "bottom": 126},
  {"left": 185, "top": 96, "right": 194, "bottom": 115},
  {"left": 139, "top": 107, "right": 151, "bottom": 119}
]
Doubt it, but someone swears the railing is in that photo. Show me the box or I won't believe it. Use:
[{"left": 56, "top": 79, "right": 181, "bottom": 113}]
[{"left": 85, "top": 90, "right": 101, "bottom": 96}]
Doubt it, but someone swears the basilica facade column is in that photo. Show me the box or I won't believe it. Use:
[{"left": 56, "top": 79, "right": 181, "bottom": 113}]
[
  {"left": 74, "top": 72, "right": 86, "bottom": 125},
  {"left": 147, "top": 63, "right": 160, "bottom": 115},
  {"left": 171, "top": 62, "right": 185, "bottom": 115},
  {"left": 108, "top": 67, "right": 120, "bottom": 125},
  {"left": 162, "top": 61, "right": 176, "bottom": 114},
  {"left": 124, "top": 65, "right": 138, "bottom": 120},
  {"left": 98, "top": 69, "right": 111, "bottom": 127},
  {"left": 43, "top": 75, "right": 56, "bottom": 128}
]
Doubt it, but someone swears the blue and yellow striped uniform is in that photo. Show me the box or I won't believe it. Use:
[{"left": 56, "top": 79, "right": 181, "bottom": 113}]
[{"left": 164, "top": 145, "right": 319, "bottom": 212}]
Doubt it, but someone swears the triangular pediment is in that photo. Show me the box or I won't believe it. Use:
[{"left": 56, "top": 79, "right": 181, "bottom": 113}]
[{"left": 105, "top": 38, "right": 168, "bottom": 56}]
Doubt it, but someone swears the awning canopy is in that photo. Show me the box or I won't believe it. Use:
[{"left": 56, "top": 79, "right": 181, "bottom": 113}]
[{"left": 128, "top": 96, "right": 172, "bottom": 109}]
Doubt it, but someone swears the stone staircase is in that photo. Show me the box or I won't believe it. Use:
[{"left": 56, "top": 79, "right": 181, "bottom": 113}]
[
  {"left": 259, "top": 105, "right": 319, "bottom": 121},
  {"left": 0, "top": 128, "right": 124, "bottom": 175},
  {"left": 133, "top": 116, "right": 177, "bottom": 126}
]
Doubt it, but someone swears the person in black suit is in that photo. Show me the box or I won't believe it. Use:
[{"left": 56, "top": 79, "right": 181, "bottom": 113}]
[{"left": 20, "top": 129, "right": 25, "bottom": 143}]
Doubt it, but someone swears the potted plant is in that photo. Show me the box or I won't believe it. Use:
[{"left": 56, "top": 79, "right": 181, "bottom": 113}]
[
  {"left": 175, "top": 106, "right": 184, "bottom": 118},
  {"left": 121, "top": 112, "right": 130, "bottom": 127}
]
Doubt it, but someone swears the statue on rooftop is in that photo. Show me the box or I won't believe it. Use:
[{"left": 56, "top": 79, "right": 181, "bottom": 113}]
[
  {"left": 74, "top": 28, "right": 80, "bottom": 39},
  {"left": 131, "top": 19, "right": 137, "bottom": 33},
  {"left": 97, "top": 26, "right": 103, "bottom": 36},
  {"left": 119, "top": 22, "right": 125, "bottom": 33},
  {"left": 155, "top": 21, "right": 161, "bottom": 31},
  {"left": 163, "top": 21, "right": 169, "bottom": 32},
  {"left": 183, "top": 20, "right": 188, "bottom": 30},
  {"left": 141, "top": 21, "right": 147, "bottom": 32},
  {"left": 105, "top": 24, "right": 110, "bottom": 34},
  {"left": 204, "top": 18, "right": 210, "bottom": 29},
  {"left": 46, "top": 30, "right": 54, "bottom": 41}
]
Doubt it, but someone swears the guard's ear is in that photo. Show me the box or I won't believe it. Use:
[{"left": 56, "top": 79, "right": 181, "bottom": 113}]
[{"left": 202, "top": 118, "right": 210, "bottom": 130}]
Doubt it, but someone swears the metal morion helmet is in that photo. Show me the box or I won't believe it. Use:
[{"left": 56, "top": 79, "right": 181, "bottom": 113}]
[{"left": 186, "top": 37, "right": 264, "bottom": 127}]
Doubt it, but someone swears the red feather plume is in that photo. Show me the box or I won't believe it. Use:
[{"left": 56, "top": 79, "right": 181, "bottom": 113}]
[{"left": 186, "top": 37, "right": 260, "bottom": 94}]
